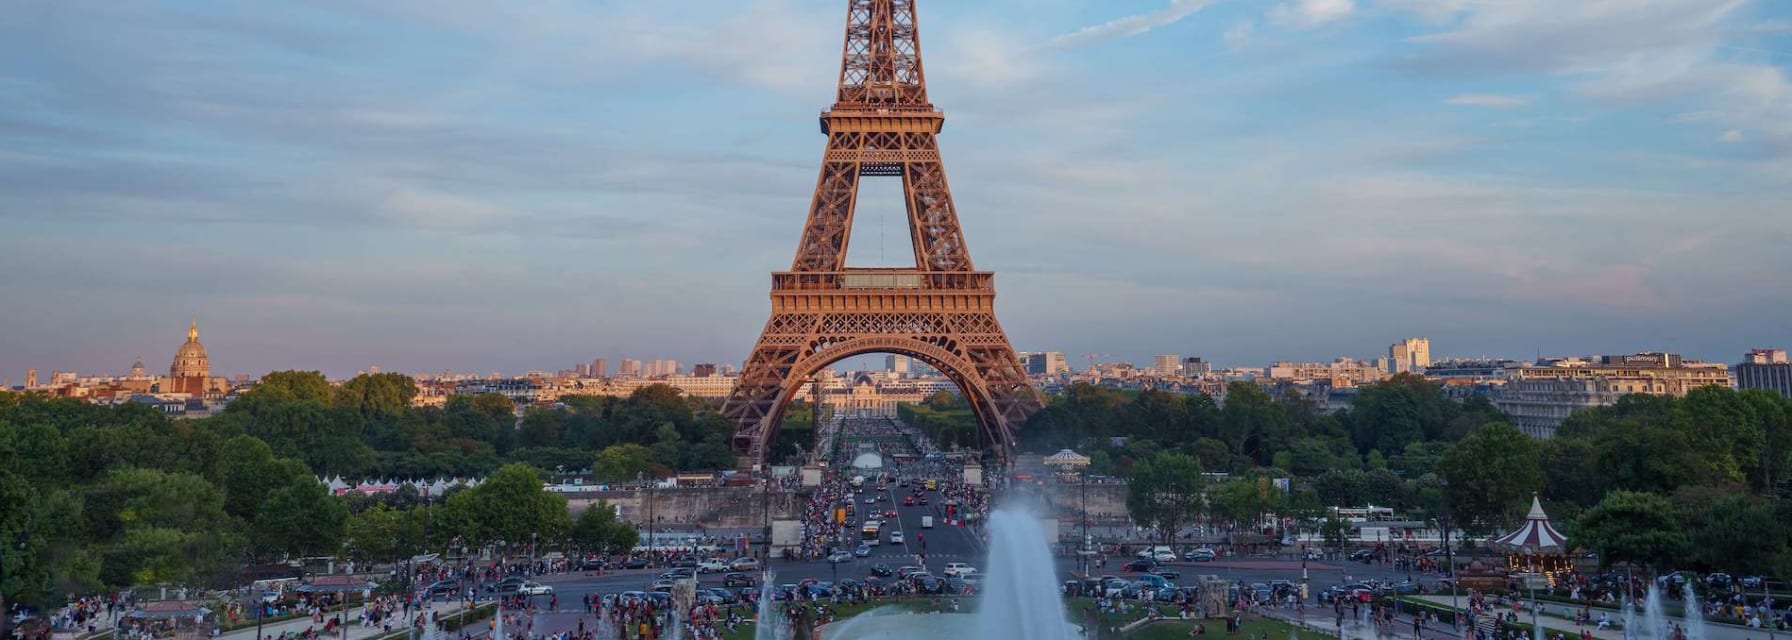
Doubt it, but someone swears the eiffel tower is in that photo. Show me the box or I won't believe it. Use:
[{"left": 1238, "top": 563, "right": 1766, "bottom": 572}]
[{"left": 723, "top": 0, "right": 1042, "bottom": 469}]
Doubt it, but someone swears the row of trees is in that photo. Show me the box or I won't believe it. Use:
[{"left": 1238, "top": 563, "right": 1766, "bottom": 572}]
[
  {"left": 1102, "top": 379, "right": 1792, "bottom": 577},
  {"left": 0, "top": 378, "right": 661, "bottom": 610}
]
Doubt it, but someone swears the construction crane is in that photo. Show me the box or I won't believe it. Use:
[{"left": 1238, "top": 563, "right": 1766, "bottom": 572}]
[{"left": 1083, "top": 354, "right": 1112, "bottom": 373}]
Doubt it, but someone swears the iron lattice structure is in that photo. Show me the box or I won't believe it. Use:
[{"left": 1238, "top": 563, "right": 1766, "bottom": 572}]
[{"left": 723, "top": 0, "right": 1042, "bottom": 469}]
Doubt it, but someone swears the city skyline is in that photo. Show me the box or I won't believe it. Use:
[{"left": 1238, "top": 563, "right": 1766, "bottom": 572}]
[{"left": 4, "top": 0, "right": 1790, "bottom": 376}]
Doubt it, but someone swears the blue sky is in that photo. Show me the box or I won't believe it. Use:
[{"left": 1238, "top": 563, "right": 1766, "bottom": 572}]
[{"left": 2, "top": 0, "right": 1790, "bottom": 379}]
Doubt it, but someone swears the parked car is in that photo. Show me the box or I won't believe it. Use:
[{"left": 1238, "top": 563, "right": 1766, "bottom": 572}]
[
  {"left": 514, "top": 581, "right": 553, "bottom": 596},
  {"left": 1153, "top": 550, "right": 1178, "bottom": 563},
  {"left": 869, "top": 563, "right": 894, "bottom": 577},
  {"left": 1123, "top": 559, "right": 1157, "bottom": 572},
  {"left": 942, "top": 563, "right": 974, "bottom": 577},
  {"left": 487, "top": 577, "right": 525, "bottom": 593},
  {"left": 1185, "top": 548, "right": 1217, "bottom": 562},
  {"left": 723, "top": 572, "right": 757, "bottom": 587},
  {"left": 421, "top": 580, "right": 459, "bottom": 597},
  {"left": 697, "top": 560, "right": 729, "bottom": 574},
  {"left": 896, "top": 566, "right": 926, "bottom": 580},
  {"left": 1153, "top": 569, "right": 1181, "bottom": 580},
  {"left": 827, "top": 552, "right": 853, "bottom": 564},
  {"left": 729, "top": 557, "right": 760, "bottom": 571},
  {"left": 1705, "top": 573, "right": 1733, "bottom": 589},
  {"left": 623, "top": 556, "right": 650, "bottom": 570},
  {"left": 1348, "top": 549, "right": 1376, "bottom": 563},
  {"left": 579, "top": 558, "right": 608, "bottom": 571},
  {"left": 1391, "top": 580, "right": 1420, "bottom": 595},
  {"left": 1301, "top": 549, "right": 1323, "bottom": 561}
]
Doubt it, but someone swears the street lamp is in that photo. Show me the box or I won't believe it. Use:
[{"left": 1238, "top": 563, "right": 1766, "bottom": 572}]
[{"left": 1436, "top": 477, "right": 1459, "bottom": 633}]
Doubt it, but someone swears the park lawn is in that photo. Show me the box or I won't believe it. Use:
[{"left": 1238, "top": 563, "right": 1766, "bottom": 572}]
[{"left": 720, "top": 598, "right": 949, "bottom": 640}]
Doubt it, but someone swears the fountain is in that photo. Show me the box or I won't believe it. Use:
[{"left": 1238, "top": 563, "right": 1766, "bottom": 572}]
[
  {"left": 1644, "top": 586, "right": 1668, "bottom": 640},
  {"left": 974, "top": 509, "right": 1079, "bottom": 640},
  {"left": 756, "top": 571, "right": 790, "bottom": 640},
  {"left": 814, "top": 507, "right": 1077, "bottom": 639},
  {"left": 1680, "top": 583, "right": 1706, "bottom": 640}
]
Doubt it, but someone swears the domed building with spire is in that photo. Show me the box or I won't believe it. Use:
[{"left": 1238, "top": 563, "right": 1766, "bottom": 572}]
[{"left": 158, "top": 318, "right": 228, "bottom": 396}]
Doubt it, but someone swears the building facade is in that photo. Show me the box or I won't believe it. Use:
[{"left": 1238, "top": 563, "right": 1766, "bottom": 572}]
[
  {"left": 1388, "top": 338, "right": 1431, "bottom": 374},
  {"left": 1737, "top": 348, "right": 1791, "bottom": 398},
  {"left": 1495, "top": 352, "right": 1735, "bottom": 437}
]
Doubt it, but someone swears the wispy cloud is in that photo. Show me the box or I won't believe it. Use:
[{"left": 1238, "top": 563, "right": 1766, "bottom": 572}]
[
  {"left": 1444, "top": 93, "right": 1532, "bottom": 109},
  {"left": 1223, "top": 20, "right": 1256, "bottom": 50},
  {"left": 1269, "top": 0, "right": 1356, "bottom": 29},
  {"left": 1047, "top": 0, "right": 1221, "bottom": 50}
]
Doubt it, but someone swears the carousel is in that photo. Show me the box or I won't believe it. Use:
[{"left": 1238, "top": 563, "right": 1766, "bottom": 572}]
[
  {"left": 1491, "top": 492, "right": 1572, "bottom": 587},
  {"left": 1044, "top": 449, "right": 1091, "bottom": 480}
]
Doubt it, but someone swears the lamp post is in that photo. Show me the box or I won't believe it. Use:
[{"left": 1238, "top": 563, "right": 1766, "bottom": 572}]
[
  {"left": 1080, "top": 467, "right": 1090, "bottom": 578},
  {"left": 1437, "top": 477, "right": 1459, "bottom": 633}
]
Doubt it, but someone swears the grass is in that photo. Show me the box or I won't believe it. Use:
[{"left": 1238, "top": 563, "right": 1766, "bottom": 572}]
[
  {"left": 709, "top": 595, "right": 1326, "bottom": 640},
  {"left": 1122, "top": 618, "right": 1332, "bottom": 640}
]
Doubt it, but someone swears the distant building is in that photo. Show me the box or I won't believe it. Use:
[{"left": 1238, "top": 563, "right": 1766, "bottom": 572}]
[
  {"left": 1153, "top": 354, "right": 1181, "bottom": 377},
  {"left": 1266, "top": 358, "right": 1387, "bottom": 388},
  {"left": 592, "top": 358, "right": 608, "bottom": 378},
  {"left": 692, "top": 363, "right": 718, "bottom": 377},
  {"left": 25, "top": 368, "right": 37, "bottom": 389},
  {"left": 619, "top": 359, "right": 642, "bottom": 377},
  {"left": 161, "top": 319, "right": 228, "bottom": 396},
  {"left": 1495, "top": 352, "right": 1734, "bottom": 437},
  {"left": 1183, "top": 357, "right": 1212, "bottom": 377},
  {"left": 885, "top": 354, "right": 910, "bottom": 374},
  {"left": 1737, "top": 348, "right": 1791, "bottom": 398},
  {"left": 1023, "top": 352, "right": 1068, "bottom": 376},
  {"left": 1388, "top": 338, "right": 1431, "bottom": 374}
]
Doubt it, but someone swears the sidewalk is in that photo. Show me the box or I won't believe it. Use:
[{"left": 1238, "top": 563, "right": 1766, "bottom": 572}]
[{"left": 217, "top": 601, "right": 474, "bottom": 640}]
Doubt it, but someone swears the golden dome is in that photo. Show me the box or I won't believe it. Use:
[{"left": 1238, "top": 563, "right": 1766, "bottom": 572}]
[{"left": 170, "top": 318, "right": 210, "bottom": 379}]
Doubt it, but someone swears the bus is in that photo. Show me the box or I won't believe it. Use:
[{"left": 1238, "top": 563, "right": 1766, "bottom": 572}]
[
  {"left": 925, "top": 479, "right": 938, "bottom": 491},
  {"left": 861, "top": 521, "right": 881, "bottom": 546}
]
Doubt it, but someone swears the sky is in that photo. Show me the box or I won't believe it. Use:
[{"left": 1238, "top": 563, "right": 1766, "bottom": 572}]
[{"left": 2, "top": 0, "right": 1790, "bottom": 380}]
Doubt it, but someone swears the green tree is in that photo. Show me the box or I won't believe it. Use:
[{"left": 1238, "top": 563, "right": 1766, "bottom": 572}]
[
  {"left": 593, "top": 444, "right": 655, "bottom": 484},
  {"left": 1321, "top": 516, "right": 1350, "bottom": 552},
  {"left": 335, "top": 373, "right": 420, "bottom": 419},
  {"left": 252, "top": 475, "right": 349, "bottom": 559},
  {"left": 88, "top": 468, "right": 238, "bottom": 585},
  {"left": 1220, "top": 383, "right": 1291, "bottom": 466},
  {"left": 436, "top": 464, "right": 567, "bottom": 550},
  {"left": 1681, "top": 493, "right": 1785, "bottom": 575},
  {"left": 1437, "top": 422, "right": 1542, "bottom": 534},
  {"left": 570, "top": 501, "right": 639, "bottom": 554},
  {"left": 243, "top": 370, "right": 334, "bottom": 404},
  {"left": 1125, "top": 452, "right": 1206, "bottom": 545},
  {"left": 1572, "top": 491, "right": 1687, "bottom": 571},
  {"left": 343, "top": 504, "right": 425, "bottom": 563}
]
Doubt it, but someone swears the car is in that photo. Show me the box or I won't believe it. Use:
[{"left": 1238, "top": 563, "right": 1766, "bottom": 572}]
[
  {"left": 912, "top": 576, "right": 946, "bottom": 594},
  {"left": 942, "top": 562, "right": 973, "bottom": 577},
  {"left": 854, "top": 543, "right": 871, "bottom": 558},
  {"left": 1135, "top": 574, "right": 1175, "bottom": 590},
  {"left": 579, "top": 558, "right": 608, "bottom": 571},
  {"left": 1391, "top": 580, "right": 1420, "bottom": 595},
  {"left": 1705, "top": 573, "right": 1733, "bottom": 589},
  {"left": 1656, "top": 571, "right": 1693, "bottom": 589},
  {"left": 896, "top": 566, "right": 926, "bottom": 580},
  {"left": 869, "top": 564, "right": 894, "bottom": 577},
  {"left": 623, "top": 556, "right": 650, "bottom": 570},
  {"left": 618, "top": 591, "right": 647, "bottom": 606},
  {"left": 697, "top": 560, "right": 729, "bottom": 574},
  {"left": 729, "top": 557, "right": 760, "bottom": 571},
  {"left": 515, "top": 581, "right": 552, "bottom": 596},
  {"left": 827, "top": 552, "right": 853, "bottom": 564},
  {"left": 1348, "top": 549, "right": 1375, "bottom": 563},
  {"left": 1123, "top": 559, "right": 1157, "bottom": 572},
  {"left": 642, "top": 592, "right": 671, "bottom": 607},
  {"left": 1301, "top": 549, "right": 1323, "bottom": 561},
  {"left": 864, "top": 497, "right": 878, "bottom": 504},
  {"left": 945, "top": 577, "right": 970, "bottom": 594},
  {"left": 889, "top": 531, "right": 905, "bottom": 544},
  {"left": 649, "top": 579, "right": 676, "bottom": 592},
  {"left": 918, "top": 497, "right": 930, "bottom": 506},
  {"left": 884, "top": 509, "right": 897, "bottom": 518},
  {"left": 1152, "top": 551, "right": 1178, "bottom": 563},
  {"left": 658, "top": 568, "right": 694, "bottom": 580},
  {"left": 670, "top": 556, "right": 698, "bottom": 569},
  {"left": 1185, "top": 548, "right": 1216, "bottom": 562},
  {"left": 487, "top": 577, "right": 526, "bottom": 593},
  {"left": 904, "top": 496, "right": 916, "bottom": 506},
  {"left": 723, "top": 572, "right": 757, "bottom": 587},
  {"left": 421, "top": 580, "right": 458, "bottom": 597},
  {"left": 1153, "top": 569, "right": 1181, "bottom": 580}
]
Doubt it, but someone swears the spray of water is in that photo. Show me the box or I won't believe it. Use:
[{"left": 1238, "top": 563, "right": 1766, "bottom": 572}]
[
  {"left": 755, "top": 571, "right": 788, "bottom": 640},
  {"left": 1644, "top": 586, "right": 1668, "bottom": 640},
  {"left": 1680, "top": 583, "right": 1705, "bottom": 640},
  {"left": 974, "top": 509, "right": 1078, "bottom": 640}
]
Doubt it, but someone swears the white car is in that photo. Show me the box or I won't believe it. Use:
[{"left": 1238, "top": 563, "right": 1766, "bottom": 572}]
[
  {"left": 697, "top": 560, "right": 729, "bottom": 574},
  {"left": 1153, "top": 551, "right": 1178, "bottom": 563},
  {"left": 889, "top": 530, "right": 905, "bottom": 544},
  {"left": 518, "top": 582, "right": 553, "bottom": 596},
  {"left": 942, "top": 563, "right": 976, "bottom": 578}
]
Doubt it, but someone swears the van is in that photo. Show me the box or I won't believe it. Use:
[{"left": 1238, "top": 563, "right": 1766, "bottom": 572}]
[{"left": 921, "top": 516, "right": 934, "bottom": 529}]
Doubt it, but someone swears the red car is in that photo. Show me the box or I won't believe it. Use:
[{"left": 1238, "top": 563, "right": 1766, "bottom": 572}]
[
  {"left": 903, "top": 496, "right": 916, "bottom": 506},
  {"left": 884, "top": 510, "right": 897, "bottom": 519}
]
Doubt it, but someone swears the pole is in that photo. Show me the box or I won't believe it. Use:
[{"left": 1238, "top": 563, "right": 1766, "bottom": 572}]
[{"left": 1080, "top": 470, "right": 1089, "bottom": 577}]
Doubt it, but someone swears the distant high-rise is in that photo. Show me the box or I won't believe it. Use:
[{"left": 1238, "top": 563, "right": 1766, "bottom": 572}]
[
  {"left": 1738, "top": 348, "right": 1791, "bottom": 398},
  {"left": 1183, "top": 357, "right": 1211, "bottom": 376},
  {"left": 592, "top": 358, "right": 608, "bottom": 378},
  {"left": 693, "top": 363, "right": 718, "bottom": 377},
  {"left": 1153, "top": 354, "right": 1181, "bottom": 376},
  {"left": 1388, "top": 338, "right": 1431, "bottom": 374},
  {"left": 25, "top": 368, "right": 37, "bottom": 388},
  {"left": 1023, "top": 352, "right": 1069, "bottom": 376},
  {"left": 619, "top": 359, "right": 642, "bottom": 377},
  {"left": 886, "top": 355, "right": 910, "bottom": 374}
]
